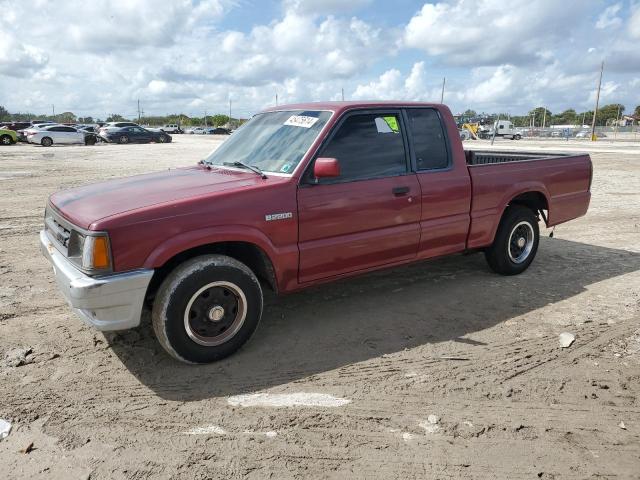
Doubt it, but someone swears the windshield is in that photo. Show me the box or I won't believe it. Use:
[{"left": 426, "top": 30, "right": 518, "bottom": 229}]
[{"left": 203, "top": 110, "right": 332, "bottom": 174}]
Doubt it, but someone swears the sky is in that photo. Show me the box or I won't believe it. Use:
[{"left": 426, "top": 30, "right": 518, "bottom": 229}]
[{"left": 1, "top": 0, "right": 638, "bottom": 119}]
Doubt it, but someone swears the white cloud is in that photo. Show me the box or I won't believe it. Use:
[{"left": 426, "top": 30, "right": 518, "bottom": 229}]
[
  {"left": 0, "top": 0, "right": 638, "bottom": 119},
  {"left": 596, "top": 3, "right": 623, "bottom": 29},
  {"left": 629, "top": 3, "right": 640, "bottom": 38},
  {"left": 403, "top": 0, "right": 592, "bottom": 66},
  {"left": 352, "top": 62, "right": 444, "bottom": 102},
  {"left": 283, "top": 0, "right": 373, "bottom": 16},
  {"left": 0, "top": 34, "right": 48, "bottom": 78}
]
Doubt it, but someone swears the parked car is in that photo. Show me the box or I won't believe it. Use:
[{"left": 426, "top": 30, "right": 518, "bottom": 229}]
[
  {"left": 576, "top": 130, "right": 607, "bottom": 139},
  {"left": 98, "top": 122, "right": 140, "bottom": 136},
  {"left": 186, "top": 127, "right": 207, "bottom": 134},
  {"left": 17, "top": 123, "right": 51, "bottom": 142},
  {"left": 161, "top": 124, "right": 183, "bottom": 134},
  {"left": 3, "top": 122, "right": 32, "bottom": 132},
  {"left": 40, "top": 101, "right": 592, "bottom": 364},
  {"left": 31, "top": 120, "right": 56, "bottom": 127},
  {"left": 0, "top": 128, "right": 18, "bottom": 145},
  {"left": 101, "top": 126, "right": 172, "bottom": 144},
  {"left": 27, "top": 124, "right": 97, "bottom": 146},
  {"left": 208, "top": 127, "right": 230, "bottom": 135}
]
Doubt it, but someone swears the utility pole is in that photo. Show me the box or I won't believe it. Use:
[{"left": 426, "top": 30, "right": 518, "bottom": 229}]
[
  {"left": 542, "top": 107, "right": 546, "bottom": 130},
  {"left": 591, "top": 61, "right": 604, "bottom": 141},
  {"left": 614, "top": 103, "right": 621, "bottom": 140},
  {"left": 440, "top": 77, "right": 446, "bottom": 103},
  {"left": 275, "top": 93, "right": 278, "bottom": 106},
  {"left": 581, "top": 111, "right": 586, "bottom": 128},
  {"left": 52, "top": 104, "right": 55, "bottom": 118},
  {"left": 137, "top": 99, "right": 141, "bottom": 123},
  {"left": 228, "top": 97, "right": 232, "bottom": 128},
  {"left": 204, "top": 110, "right": 207, "bottom": 128},
  {"left": 491, "top": 114, "right": 499, "bottom": 145},
  {"left": 341, "top": 88, "right": 344, "bottom": 101}
]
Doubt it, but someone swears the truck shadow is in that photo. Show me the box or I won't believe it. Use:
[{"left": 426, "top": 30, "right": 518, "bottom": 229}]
[{"left": 106, "top": 237, "right": 640, "bottom": 400}]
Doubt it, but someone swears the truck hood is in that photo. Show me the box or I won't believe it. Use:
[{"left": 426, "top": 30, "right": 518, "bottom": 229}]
[{"left": 50, "top": 165, "right": 260, "bottom": 229}]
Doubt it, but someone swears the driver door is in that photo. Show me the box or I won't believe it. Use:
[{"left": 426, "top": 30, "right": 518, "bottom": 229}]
[{"left": 297, "top": 111, "right": 421, "bottom": 283}]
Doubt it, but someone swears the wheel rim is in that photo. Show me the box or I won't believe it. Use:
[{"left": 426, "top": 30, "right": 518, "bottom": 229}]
[
  {"left": 1, "top": 136, "right": 10, "bottom": 145},
  {"left": 159, "top": 136, "right": 165, "bottom": 143},
  {"left": 183, "top": 281, "right": 247, "bottom": 346},
  {"left": 120, "top": 136, "right": 128, "bottom": 144},
  {"left": 508, "top": 221, "right": 534, "bottom": 264}
]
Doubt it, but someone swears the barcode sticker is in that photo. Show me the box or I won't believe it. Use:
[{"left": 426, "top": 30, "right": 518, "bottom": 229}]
[{"left": 284, "top": 115, "right": 319, "bottom": 128}]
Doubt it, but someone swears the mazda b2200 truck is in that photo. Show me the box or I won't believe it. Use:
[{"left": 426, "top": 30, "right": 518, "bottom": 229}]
[{"left": 41, "top": 102, "right": 592, "bottom": 363}]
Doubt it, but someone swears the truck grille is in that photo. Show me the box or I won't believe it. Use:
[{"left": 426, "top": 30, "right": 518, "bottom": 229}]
[{"left": 44, "top": 208, "right": 73, "bottom": 256}]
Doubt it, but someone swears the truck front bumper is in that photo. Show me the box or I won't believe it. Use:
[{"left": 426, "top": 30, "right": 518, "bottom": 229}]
[{"left": 40, "top": 230, "right": 154, "bottom": 331}]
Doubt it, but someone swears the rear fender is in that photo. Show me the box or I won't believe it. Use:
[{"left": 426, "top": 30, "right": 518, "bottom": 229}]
[{"left": 489, "top": 183, "right": 551, "bottom": 244}]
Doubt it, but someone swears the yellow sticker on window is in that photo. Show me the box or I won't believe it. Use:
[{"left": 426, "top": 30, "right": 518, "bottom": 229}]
[{"left": 383, "top": 116, "right": 399, "bottom": 133}]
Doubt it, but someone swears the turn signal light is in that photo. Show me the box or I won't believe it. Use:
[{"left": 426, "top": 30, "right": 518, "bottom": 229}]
[
  {"left": 81, "top": 235, "right": 112, "bottom": 271},
  {"left": 92, "top": 236, "right": 110, "bottom": 269}
]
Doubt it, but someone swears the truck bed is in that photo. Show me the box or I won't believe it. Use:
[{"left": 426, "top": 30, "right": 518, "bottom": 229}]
[
  {"left": 464, "top": 150, "right": 592, "bottom": 249},
  {"left": 465, "top": 150, "right": 583, "bottom": 166}
]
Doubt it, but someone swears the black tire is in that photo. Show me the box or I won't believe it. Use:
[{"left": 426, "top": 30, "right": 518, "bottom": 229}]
[
  {"left": 484, "top": 205, "right": 539, "bottom": 275},
  {"left": 1, "top": 134, "right": 13, "bottom": 145},
  {"left": 41, "top": 137, "right": 53, "bottom": 147},
  {"left": 514, "top": 134, "right": 522, "bottom": 140},
  {"left": 119, "top": 135, "right": 129, "bottom": 144},
  {"left": 158, "top": 135, "right": 166, "bottom": 143},
  {"left": 152, "top": 255, "right": 263, "bottom": 364},
  {"left": 85, "top": 135, "right": 96, "bottom": 146}
]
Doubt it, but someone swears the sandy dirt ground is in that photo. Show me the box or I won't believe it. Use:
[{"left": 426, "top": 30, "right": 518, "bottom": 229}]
[{"left": 0, "top": 135, "right": 639, "bottom": 479}]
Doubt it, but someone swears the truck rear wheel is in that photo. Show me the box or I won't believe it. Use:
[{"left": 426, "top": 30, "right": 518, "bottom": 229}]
[
  {"left": 484, "top": 205, "right": 539, "bottom": 275},
  {"left": 152, "top": 255, "right": 263, "bottom": 363}
]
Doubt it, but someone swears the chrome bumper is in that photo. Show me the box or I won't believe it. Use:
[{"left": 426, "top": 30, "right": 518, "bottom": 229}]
[{"left": 40, "top": 230, "right": 154, "bottom": 331}]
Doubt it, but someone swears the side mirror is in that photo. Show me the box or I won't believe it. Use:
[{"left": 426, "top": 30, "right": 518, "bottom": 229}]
[{"left": 314, "top": 157, "right": 340, "bottom": 179}]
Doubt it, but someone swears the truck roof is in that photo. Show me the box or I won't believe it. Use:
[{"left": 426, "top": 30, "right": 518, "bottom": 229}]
[{"left": 262, "top": 101, "right": 445, "bottom": 115}]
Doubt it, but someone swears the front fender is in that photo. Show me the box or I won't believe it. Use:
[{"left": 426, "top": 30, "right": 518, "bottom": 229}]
[{"left": 142, "top": 224, "right": 281, "bottom": 269}]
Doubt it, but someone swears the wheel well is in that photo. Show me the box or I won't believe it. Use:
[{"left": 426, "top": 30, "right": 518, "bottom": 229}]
[
  {"left": 508, "top": 191, "right": 549, "bottom": 224},
  {"left": 145, "top": 242, "right": 278, "bottom": 303}
]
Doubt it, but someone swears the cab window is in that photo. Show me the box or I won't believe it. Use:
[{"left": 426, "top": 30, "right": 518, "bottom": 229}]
[
  {"left": 318, "top": 113, "right": 407, "bottom": 182},
  {"left": 406, "top": 109, "right": 449, "bottom": 171}
]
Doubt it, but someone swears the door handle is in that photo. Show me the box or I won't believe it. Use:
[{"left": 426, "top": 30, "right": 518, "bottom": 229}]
[{"left": 392, "top": 186, "right": 410, "bottom": 196}]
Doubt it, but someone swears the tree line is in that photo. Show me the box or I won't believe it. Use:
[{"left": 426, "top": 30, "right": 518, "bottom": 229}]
[
  {"left": 459, "top": 104, "right": 640, "bottom": 127},
  {"left": 3, "top": 104, "right": 639, "bottom": 128},
  {"left": 0, "top": 106, "right": 243, "bottom": 127}
]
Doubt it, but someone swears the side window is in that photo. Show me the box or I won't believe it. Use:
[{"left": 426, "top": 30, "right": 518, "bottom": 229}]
[
  {"left": 49, "top": 127, "right": 64, "bottom": 132},
  {"left": 406, "top": 109, "right": 449, "bottom": 171},
  {"left": 318, "top": 113, "right": 406, "bottom": 182}
]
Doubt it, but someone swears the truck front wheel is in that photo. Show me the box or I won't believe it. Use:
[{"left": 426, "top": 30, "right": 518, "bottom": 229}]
[
  {"left": 152, "top": 255, "right": 263, "bottom": 363},
  {"left": 484, "top": 205, "right": 539, "bottom": 275}
]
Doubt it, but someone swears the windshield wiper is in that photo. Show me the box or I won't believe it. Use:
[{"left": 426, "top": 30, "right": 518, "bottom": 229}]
[{"left": 223, "top": 161, "right": 267, "bottom": 179}]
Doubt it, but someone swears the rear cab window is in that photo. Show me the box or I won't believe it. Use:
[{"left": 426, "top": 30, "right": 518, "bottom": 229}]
[{"left": 405, "top": 108, "right": 450, "bottom": 171}]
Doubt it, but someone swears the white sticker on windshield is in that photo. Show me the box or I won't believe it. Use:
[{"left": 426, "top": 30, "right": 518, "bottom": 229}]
[{"left": 284, "top": 115, "right": 319, "bottom": 128}]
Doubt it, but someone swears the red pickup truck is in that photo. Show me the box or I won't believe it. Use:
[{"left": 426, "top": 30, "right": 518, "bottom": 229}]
[{"left": 41, "top": 102, "right": 592, "bottom": 363}]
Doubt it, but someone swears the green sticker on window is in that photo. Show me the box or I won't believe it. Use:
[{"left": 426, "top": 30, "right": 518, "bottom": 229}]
[{"left": 383, "top": 116, "right": 399, "bottom": 133}]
